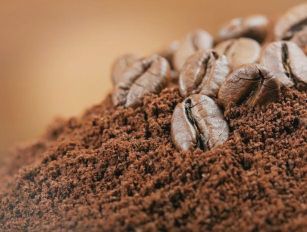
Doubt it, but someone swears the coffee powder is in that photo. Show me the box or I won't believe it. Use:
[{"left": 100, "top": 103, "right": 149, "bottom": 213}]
[{"left": 0, "top": 86, "right": 306, "bottom": 231}]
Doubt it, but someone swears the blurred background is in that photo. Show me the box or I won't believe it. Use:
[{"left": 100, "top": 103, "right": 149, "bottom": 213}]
[{"left": 0, "top": 0, "right": 305, "bottom": 160}]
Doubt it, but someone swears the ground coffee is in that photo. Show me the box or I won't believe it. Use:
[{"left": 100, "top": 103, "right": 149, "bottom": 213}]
[{"left": 0, "top": 86, "right": 306, "bottom": 231}]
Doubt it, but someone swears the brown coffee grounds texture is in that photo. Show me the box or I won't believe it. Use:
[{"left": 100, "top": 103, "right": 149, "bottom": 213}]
[{"left": 0, "top": 87, "right": 306, "bottom": 232}]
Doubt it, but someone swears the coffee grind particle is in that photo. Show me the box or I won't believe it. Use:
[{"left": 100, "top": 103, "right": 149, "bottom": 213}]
[{"left": 0, "top": 86, "right": 306, "bottom": 231}]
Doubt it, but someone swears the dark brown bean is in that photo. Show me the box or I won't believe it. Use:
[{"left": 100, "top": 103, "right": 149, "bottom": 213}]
[
  {"left": 218, "top": 64, "right": 280, "bottom": 110},
  {"left": 171, "top": 94, "right": 229, "bottom": 152},
  {"left": 274, "top": 3, "right": 307, "bottom": 51},
  {"left": 173, "top": 29, "right": 213, "bottom": 71},
  {"left": 179, "top": 50, "right": 230, "bottom": 98},
  {"left": 218, "top": 15, "right": 269, "bottom": 43},
  {"left": 215, "top": 38, "right": 261, "bottom": 68},
  {"left": 260, "top": 41, "right": 307, "bottom": 90},
  {"left": 111, "top": 54, "right": 139, "bottom": 85},
  {"left": 112, "top": 55, "right": 170, "bottom": 107}
]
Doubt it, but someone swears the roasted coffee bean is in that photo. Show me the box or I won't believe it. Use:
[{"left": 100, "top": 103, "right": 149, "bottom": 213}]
[
  {"left": 218, "top": 15, "right": 269, "bottom": 43},
  {"left": 173, "top": 29, "right": 213, "bottom": 71},
  {"left": 112, "top": 55, "right": 170, "bottom": 107},
  {"left": 274, "top": 4, "right": 307, "bottom": 40},
  {"left": 171, "top": 94, "right": 229, "bottom": 152},
  {"left": 260, "top": 41, "right": 307, "bottom": 90},
  {"left": 158, "top": 41, "right": 180, "bottom": 81},
  {"left": 179, "top": 50, "right": 230, "bottom": 98},
  {"left": 274, "top": 3, "right": 307, "bottom": 51},
  {"left": 218, "top": 64, "right": 280, "bottom": 110},
  {"left": 111, "top": 54, "right": 139, "bottom": 85},
  {"left": 158, "top": 41, "right": 179, "bottom": 69},
  {"left": 215, "top": 38, "right": 261, "bottom": 68},
  {"left": 291, "top": 27, "right": 307, "bottom": 54}
]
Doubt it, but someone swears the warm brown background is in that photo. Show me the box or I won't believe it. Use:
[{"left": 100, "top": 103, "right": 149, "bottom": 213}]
[{"left": 0, "top": 0, "right": 305, "bottom": 159}]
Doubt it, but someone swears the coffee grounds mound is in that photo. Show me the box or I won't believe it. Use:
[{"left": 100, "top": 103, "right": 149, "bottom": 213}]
[{"left": 0, "top": 87, "right": 306, "bottom": 231}]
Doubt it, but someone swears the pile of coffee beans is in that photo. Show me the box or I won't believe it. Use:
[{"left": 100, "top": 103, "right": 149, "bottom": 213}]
[{"left": 111, "top": 3, "right": 307, "bottom": 152}]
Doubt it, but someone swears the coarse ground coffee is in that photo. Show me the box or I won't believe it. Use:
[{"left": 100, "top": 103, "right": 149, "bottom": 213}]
[{"left": 0, "top": 86, "right": 306, "bottom": 231}]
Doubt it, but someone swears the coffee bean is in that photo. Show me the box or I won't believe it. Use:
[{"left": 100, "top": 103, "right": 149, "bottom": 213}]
[
  {"left": 260, "top": 41, "right": 307, "bottom": 90},
  {"left": 158, "top": 41, "right": 179, "bottom": 69},
  {"left": 274, "top": 4, "right": 307, "bottom": 40},
  {"left": 173, "top": 29, "right": 213, "bottom": 71},
  {"left": 289, "top": 26, "right": 307, "bottom": 55},
  {"left": 171, "top": 94, "right": 229, "bottom": 152},
  {"left": 274, "top": 3, "right": 307, "bottom": 50},
  {"left": 218, "top": 15, "right": 269, "bottom": 43},
  {"left": 111, "top": 54, "right": 139, "bottom": 85},
  {"left": 215, "top": 38, "right": 261, "bottom": 68},
  {"left": 218, "top": 64, "right": 280, "bottom": 110},
  {"left": 112, "top": 55, "right": 170, "bottom": 107},
  {"left": 158, "top": 41, "right": 180, "bottom": 81},
  {"left": 179, "top": 50, "right": 230, "bottom": 98}
]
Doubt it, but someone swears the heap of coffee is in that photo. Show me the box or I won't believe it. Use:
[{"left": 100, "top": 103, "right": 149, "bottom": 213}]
[
  {"left": 0, "top": 3, "right": 306, "bottom": 232},
  {"left": 111, "top": 3, "right": 307, "bottom": 152}
]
